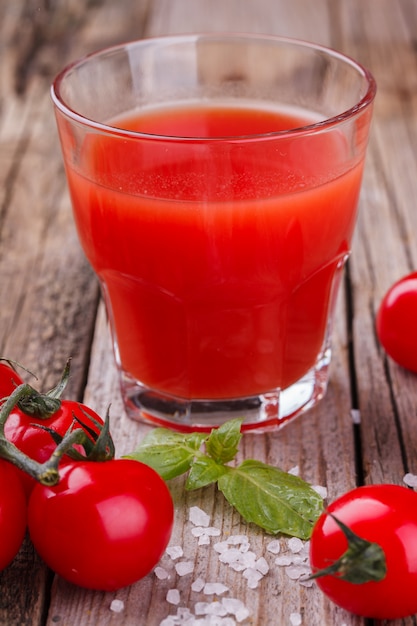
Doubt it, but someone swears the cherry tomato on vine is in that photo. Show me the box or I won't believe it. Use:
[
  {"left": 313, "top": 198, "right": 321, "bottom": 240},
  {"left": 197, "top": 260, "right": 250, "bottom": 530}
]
[
  {"left": 28, "top": 459, "right": 174, "bottom": 591},
  {"left": 4, "top": 400, "right": 105, "bottom": 495},
  {"left": 0, "top": 362, "right": 23, "bottom": 399},
  {"left": 376, "top": 271, "right": 417, "bottom": 373},
  {"left": 310, "top": 484, "right": 417, "bottom": 619},
  {"left": 0, "top": 460, "right": 27, "bottom": 570}
]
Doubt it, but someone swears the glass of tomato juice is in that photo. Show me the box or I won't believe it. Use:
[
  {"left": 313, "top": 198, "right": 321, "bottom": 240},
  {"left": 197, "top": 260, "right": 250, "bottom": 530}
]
[{"left": 51, "top": 34, "right": 376, "bottom": 432}]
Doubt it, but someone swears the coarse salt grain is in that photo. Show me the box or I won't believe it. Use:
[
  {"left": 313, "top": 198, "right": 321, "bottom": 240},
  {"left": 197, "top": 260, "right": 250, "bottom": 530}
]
[
  {"left": 290, "top": 612, "right": 302, "bottom": 626},
  {"left": 226, "top": 535, "right": 248, "bottom": 545},
  {"left": 404, "top": 473, "right": 417, "bottom": 488},
  {"left": 286, "top": 565, "right": 310, "bottom": 580},
  {"left": 266, "top": 540, "right": 281, "bottom": 554},
  {"left": 222, "top": 598, "right": 250, "bottom": 622},
  {"left": 288, "top": 537, "right": 304, "bottom": 554},
  {"left": 166, "top": 589, "right": 181, "bottom": 605},
  {"left": 312, "top": 485, "right": 328, "bottom": 499},
  {"left": 204, "top": 582, "right": 230, "bottom": 595},
  {"left": 154, "top": 566, "right": 169, "bottom": 580},
  {"left": 255, "top": 557, "right": 269, "bottom": 575},
  {"left": 191, "top": 577, "right": 206, "bottom": 592},
  {"left": 275, "top": 555, "right": 293, "bottom": 566},
  {"left": 195, "top": 601, "right": 228, "bottom": 617},
  {"left": 198, "top": 534, "right": 211, "bottom": 546},
  {"left": 288, "top": 465, "right": 300, "bottom": 476},
  {"left": 110, "top": 599, "right": 124, "bottom": 613},
  {"left": 351, "top": 409, "right": 361, "bottom": 424},
  {"left": 175, "top": 561, "right": 195, "bottom": 576},
  {"left": 166, "top": 545, "right": 184, "bottom": 560},
  {"left": 243, "top": 568, "right": 264, "bottom": 589},
  {"left": 189, "top": 506, "right": 211, "bottom": 527},
  {"left": 213, "top": 541, "right": 229, "bottom": 554}
]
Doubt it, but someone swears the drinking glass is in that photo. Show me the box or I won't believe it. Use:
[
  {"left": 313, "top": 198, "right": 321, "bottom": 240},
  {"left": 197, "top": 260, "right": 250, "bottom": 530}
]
[{"left": 51, "top": 34, "right": 376, "bottom": 432}]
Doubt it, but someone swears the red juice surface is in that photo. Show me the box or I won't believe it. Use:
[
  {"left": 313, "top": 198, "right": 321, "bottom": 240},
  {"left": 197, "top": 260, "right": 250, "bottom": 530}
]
[{"left": 64, "top": 103, "right": 364, "bottom": 399}]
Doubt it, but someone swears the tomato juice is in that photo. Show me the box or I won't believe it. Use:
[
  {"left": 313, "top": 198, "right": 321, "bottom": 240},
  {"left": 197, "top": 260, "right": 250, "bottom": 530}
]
[{"left": 64, "top": 103, "right": 364, "bottom": 400}]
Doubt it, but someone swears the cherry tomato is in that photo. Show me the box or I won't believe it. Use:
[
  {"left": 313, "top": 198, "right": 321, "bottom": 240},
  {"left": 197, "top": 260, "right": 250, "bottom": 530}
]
[
  {"left": 0, "top": 362, "right": 23, "bottom": 399},
  {"left": 28, "top": 459, "right": 174, "bottom": 591},
  {"left": 4, "top": 400, "right": 105, "bottom": 496},
  {"left": 376, "top": 271, "right": 417, "bottom": 373},
  {"left": 310, "top": 484, "right": 417, "bottom": 619},
  {"left": 0, "top": 460, "right": 27, "bottom": 570}
]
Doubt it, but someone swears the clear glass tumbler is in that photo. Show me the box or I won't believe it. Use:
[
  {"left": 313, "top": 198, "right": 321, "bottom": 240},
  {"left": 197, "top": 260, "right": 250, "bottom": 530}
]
[{"left": 52, "top": 34, "right": 376, "bottom": 432}]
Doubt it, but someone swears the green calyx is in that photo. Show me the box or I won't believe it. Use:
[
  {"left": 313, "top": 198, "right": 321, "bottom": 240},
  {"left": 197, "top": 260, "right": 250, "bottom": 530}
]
[
  {"left": 310, "top": 514, "right": 387, "bottom": 584},
  {"left": 15, "top": 359, "right": 72, "bottom": 418}
]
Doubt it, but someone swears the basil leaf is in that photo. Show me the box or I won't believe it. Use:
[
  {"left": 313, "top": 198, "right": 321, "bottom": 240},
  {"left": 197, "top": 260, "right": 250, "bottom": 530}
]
[
  {"left": 125, "top": 428, "right": 207, "bottom": 480},
  {"left": 186, "top": 456, "right": 227, "bottom": 490},
  {"left": 205, "top": 418, "right": 243, "bottom": 464},
  {"left": 217, "top": 459, "right": 323, "bottom": 539}
]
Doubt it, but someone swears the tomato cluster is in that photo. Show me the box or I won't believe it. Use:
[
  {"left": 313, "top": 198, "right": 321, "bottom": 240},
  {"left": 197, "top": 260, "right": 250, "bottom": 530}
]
[{"left": 0, "top": 361, "right": 174, "bottom": 591}]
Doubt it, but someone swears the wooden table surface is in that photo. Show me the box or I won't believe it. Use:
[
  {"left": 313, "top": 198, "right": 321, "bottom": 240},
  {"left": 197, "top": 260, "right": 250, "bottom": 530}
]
[{"left": 1, "top": 1, "right": 417, "bottom": 625}]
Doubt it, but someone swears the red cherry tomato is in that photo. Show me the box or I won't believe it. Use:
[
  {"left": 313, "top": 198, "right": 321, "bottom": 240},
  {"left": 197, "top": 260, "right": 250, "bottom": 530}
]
[
  {"left": 0, "top": 460, "right": 27, "bottom": 570},
  {"left": 310, "top": 484, "right": 417, "bottom": 619},
  {"left": 28, "top": 459, "right": 174, "bottom": 591},
  {"left": 4, "top": 400, "right": 105, "bottom": 496},
  {"left": 0, "top": 362, "right": 23, "bottom": 399},
  {"left": 376, "top": 271, "right": 417, "bottom": 373}
]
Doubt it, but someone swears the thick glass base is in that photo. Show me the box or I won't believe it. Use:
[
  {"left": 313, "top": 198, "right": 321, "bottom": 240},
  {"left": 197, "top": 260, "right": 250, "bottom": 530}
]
[{"left": 120, "top": 348, "right": 331, "bottom": 433}]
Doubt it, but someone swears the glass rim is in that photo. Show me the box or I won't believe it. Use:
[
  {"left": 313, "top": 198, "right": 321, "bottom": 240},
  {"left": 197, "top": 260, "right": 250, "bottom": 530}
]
[{"left": 51, "top": 32, "right": 377, "bottom": 143}]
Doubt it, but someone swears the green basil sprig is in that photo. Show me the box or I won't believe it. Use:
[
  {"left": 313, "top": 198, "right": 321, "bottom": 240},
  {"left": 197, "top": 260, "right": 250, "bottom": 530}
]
[{"left": 126, "top": 418, "right": 323, "bottom": 540}]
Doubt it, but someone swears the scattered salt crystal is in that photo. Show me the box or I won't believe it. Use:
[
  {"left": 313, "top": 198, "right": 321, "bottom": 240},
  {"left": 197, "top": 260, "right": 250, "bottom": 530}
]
[
  {"left": 255, "top": 557, "right": 269, "bottom": 575},
  {"left": 192, "top": 526, "right": 221, "bottom": 538},
  {"left": 403, "top": 473, "right": 417, "bottom": 488},
  {"left": 189, "top": 506, "right": 211, "bottom": 527},
  {"left": 219, "top": 548, "right": 257, "bottom": 572},
  {"left": 198, "top": 534, "right": 211, "bottom": 546},
  {"left": 175, "top": 561, "right": 194, "bottom": 576},
  {"left": 275, "top": 555, "right": 293, "bottom": 566},
  {"left": 222, "top": 598, "right": 250, "bottom": 622},
  {"left": 243, "top": 568, "right": 264, "bottom": 588},
  {"left": 159, "top": 617, "right": 177, "bottom": 626},
  {"left": 286, "top": 565, "right": 309, "bottom": 580},
  {"left": 299, "top": 575, "right": 314, "bottom": 588},
  {"left": 195, "top": 601, "right": 228, "bottom": 617},
  {"left": 218, "top": 548, "right": 243, "bottom": 564},
  {"left": 166, "top": 589, "right": 181, "bottom": 605},
  {"left": 160, "top": 608, "right": 193, "bottom": 626},
  {"left": 290, "top": 612, "right": 302, "bottom": 626},
  {"left": 226, "top": 535, "right": 248, "bottom": 545},
  {"left": 291, "top": 555, "right": 306, "bottom": 565},
  {"left": 213, "top": 541, "right": 229, "bottom": 553},
  {"left": 154, "top": 566, "right": 169, "bottom": 580},
  {"left": 312, "top": 485, "right": 328, "bottom": 499},
  {"left": 288, "top": 465, "right": 300, "bottom": 476},
  {"left": 110, "top": 599, "right": 124, "bottom": 613},
  {"left": 351, "top": 409, "right": 361, "bottom": 424},
  {"left": 266, "top": 540, "right": 281, "bottom": 554},
  {"left": 288, "top": 538, "right": 304, "bottom": 554},
  {"left": 204, "top": 582, "right": 229, "bottom": 595},
  {"left": 191, "top": 577, "right": 206, "bottom": 592},
  {"left": 166, "top": 545, "right": 184, "bottom": 560}
]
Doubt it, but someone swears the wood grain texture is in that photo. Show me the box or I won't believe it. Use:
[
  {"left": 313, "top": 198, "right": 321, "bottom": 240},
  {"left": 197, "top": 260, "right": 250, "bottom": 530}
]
[{"left": 1, "top": 1, "right": 417, "bottom": 625}]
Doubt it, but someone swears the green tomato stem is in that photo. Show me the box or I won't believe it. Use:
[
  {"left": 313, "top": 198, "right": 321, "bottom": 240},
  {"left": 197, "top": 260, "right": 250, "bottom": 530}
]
[
  {"left": 309, "top": 514, "right": 387, "bottom": 584},
  {"left": 0, "top": 381, "right": 89, "bottom": 486}
]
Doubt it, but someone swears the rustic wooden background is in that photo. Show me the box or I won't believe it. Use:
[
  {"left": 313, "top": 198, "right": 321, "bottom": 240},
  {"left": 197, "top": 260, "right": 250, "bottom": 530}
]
[{"left": 1, "top": 1, "right": 417, "bottom": 625}]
